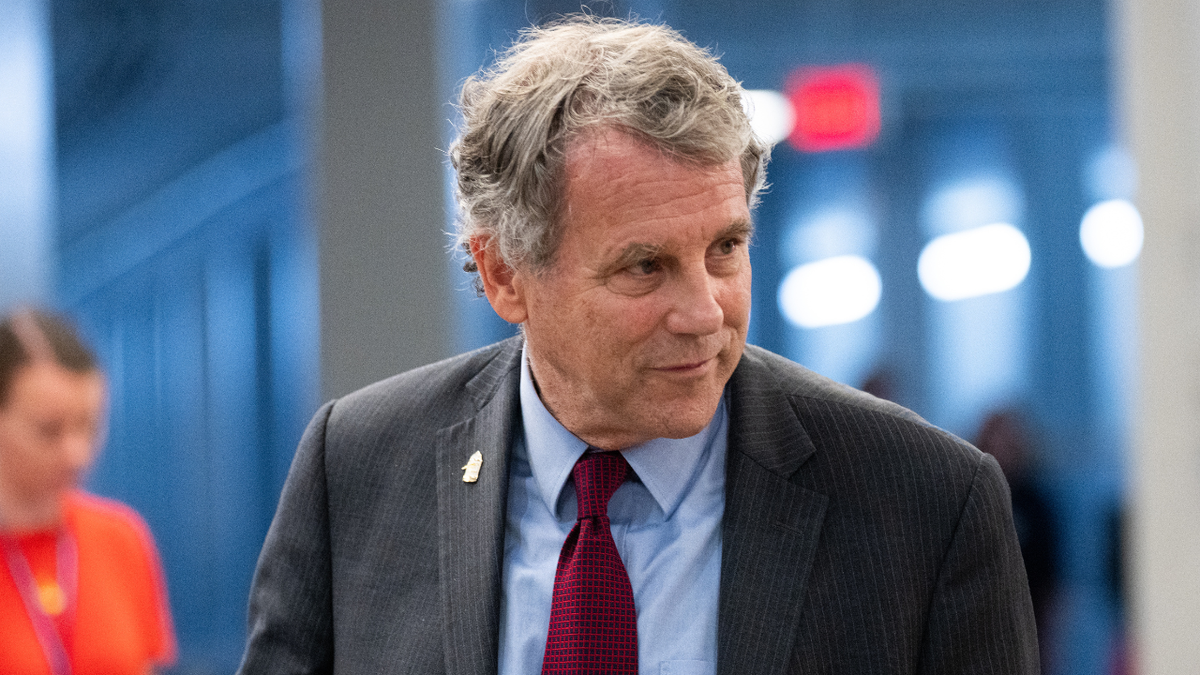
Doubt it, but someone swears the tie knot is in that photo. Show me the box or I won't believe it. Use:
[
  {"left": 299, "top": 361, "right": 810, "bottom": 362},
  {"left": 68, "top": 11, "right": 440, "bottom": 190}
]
[{"left": 572, "top": 451, "right": 630, "bottom": 520}]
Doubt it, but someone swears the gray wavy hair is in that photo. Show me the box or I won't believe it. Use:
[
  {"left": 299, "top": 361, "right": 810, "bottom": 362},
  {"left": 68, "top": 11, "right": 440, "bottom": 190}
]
[{"left": 450, "top": 15, "right": 770, "bottom": 279}]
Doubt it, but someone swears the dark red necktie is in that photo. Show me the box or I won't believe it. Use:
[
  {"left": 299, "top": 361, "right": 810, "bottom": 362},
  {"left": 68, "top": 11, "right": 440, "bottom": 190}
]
[{"left": 541, "top": 451, "right": 638, "bottom": 674}]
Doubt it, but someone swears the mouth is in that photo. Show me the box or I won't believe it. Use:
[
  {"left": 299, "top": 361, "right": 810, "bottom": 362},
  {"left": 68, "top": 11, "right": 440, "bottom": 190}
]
[
  {"left": 647, "top": 336, "right": 733, "bottom": 377},
  {"left": 653, "top": 356, "right": 717, "bottom": 374}
]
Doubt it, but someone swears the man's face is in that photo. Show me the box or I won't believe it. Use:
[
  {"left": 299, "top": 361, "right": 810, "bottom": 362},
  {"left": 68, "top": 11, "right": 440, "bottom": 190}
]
[
  {"left": 481, "top": 128, "right": 752, "bottom": 449},
  {"left": 0, "top": 362, "right": 106, "bottom": 516}
]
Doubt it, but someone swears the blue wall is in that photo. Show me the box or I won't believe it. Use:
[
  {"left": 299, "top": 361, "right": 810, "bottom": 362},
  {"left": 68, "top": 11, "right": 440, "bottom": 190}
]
[{"left": 51, "top": 2, "right": 318, "bottom": 671}]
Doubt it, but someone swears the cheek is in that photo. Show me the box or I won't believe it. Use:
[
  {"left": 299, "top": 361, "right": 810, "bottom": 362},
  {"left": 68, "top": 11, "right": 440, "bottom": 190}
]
[
  {"left": 719, "top": 273, "right": 753, "bottom": 326},
  {"left": 0, "top": 425, "right": 27, "bottom": 460},
  {"left": 561, "top": 288, "right": 661, "bottom": 344},
  {"left": 0, "top": 439, "right": 45, "bottom": 480},
  {"left": 602, "top": 299, "right": 671, "bottom": 348}
]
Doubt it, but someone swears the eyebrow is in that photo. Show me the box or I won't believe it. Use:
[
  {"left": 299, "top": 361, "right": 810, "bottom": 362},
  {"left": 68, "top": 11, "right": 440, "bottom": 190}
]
[
  {"left": 599, "top": 220, "right": 755, "bottom": 277},
  {"left": 601, "top": 242, "right": 665, "bottom": 277},
  {"left": 720, "top": 219, "right": 755, "bottom": 241}
]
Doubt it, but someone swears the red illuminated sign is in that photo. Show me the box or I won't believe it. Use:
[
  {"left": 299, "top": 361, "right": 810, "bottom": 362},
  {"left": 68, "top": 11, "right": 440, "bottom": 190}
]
[{"left": 786, "top": 65, "right": 881, "bottom": 152}]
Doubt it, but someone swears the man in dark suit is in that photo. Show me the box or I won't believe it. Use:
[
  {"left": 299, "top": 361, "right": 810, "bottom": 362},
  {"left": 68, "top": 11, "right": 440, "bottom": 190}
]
[{"left": 239, "top": 16, "right": 1038, "bottom": 675}]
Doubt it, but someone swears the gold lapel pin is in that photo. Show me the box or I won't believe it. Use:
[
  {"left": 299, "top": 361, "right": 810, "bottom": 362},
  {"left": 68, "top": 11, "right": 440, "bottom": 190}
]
[{"left": 461, "top": 451, "right": 483, "bottom": 483}]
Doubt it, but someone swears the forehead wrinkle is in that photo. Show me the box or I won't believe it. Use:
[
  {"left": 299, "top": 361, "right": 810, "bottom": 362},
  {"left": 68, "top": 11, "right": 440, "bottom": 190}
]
[
  {"left": 585, "top": 174, "right": 752, "bottom": 238},
  {"left": 564, "top": 129, "right": 740, "bottom": 205},
  {"left": 586, "top": 168, "right": 738, "bottom": 216}
]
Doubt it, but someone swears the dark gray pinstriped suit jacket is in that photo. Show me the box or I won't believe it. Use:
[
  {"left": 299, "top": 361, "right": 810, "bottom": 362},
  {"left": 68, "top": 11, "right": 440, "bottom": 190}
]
[{"left": 239, "top": 337, "right": 1038, "bottom": 674}]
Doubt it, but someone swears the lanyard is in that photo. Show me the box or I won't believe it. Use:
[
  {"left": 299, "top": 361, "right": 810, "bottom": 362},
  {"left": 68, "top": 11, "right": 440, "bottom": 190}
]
[{"left": 3, "top": 530, "right": 77, "bottom": 675}]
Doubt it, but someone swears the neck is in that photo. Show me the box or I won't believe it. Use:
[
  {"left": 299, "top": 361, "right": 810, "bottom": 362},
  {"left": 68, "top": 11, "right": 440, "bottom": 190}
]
[
  {"left": 0, "top": 482, "right": 66, "bottom": 533},
  {"left": 527, "top": 364, "right": 628, "bottom": 451}
]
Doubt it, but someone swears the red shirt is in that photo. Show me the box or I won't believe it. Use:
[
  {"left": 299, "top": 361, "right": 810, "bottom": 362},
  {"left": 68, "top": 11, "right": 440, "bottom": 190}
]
[{"left": 0, "top": 492, "right": 176, "bottom": 675}]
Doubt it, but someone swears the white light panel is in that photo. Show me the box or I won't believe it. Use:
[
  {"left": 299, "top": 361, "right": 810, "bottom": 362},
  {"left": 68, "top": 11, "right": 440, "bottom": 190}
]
[
  {"left": 918, "top": 223, "right": 1031, "bottom": 301},
  {"left": 1080, "top": 199, "right": 1143, "bottom": 269},
  {"left": 778, "top": 255, "right": 882, "bottom": 328}
]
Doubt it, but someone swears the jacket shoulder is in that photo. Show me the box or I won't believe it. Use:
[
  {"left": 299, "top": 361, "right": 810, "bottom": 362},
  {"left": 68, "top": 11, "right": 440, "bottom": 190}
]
[
  {"left": 323, "top": 337, "right": 521, "bottom": 444},
  {"left": 740, "top": 345, "right": 931, "bottom": 428},
  {"left": 736, "top": 345, "right": 984, "bottom": 479}
]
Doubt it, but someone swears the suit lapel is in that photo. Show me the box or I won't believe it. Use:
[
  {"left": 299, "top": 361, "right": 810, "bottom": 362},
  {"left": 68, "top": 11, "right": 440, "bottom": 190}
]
[
  {"left": 435, "top": 340, "right": 522, "bottom": 675},
  {"left": 718, "top": 350, "right": 829, "bottom": 675}
]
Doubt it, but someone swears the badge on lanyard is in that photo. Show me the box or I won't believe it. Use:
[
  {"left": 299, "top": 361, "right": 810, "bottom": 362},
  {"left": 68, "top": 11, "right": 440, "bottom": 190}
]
[
  {"left": 38, "top": 578, "right": 68, "bottom": 615},
  {"left": 3, "top": 530, "right": 77, "bottom": 675}
]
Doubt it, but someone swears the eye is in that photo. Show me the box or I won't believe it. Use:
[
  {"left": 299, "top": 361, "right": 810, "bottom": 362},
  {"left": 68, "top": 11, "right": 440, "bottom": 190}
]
[
  {"left": 605, "top": 255, "right": 666, "bottom": 296},
  {"left": 714, "top": 237, "right": 741, "bottom": 255},
  {"left": 630, "top": 258, "right": 662, "bottom": 276}
]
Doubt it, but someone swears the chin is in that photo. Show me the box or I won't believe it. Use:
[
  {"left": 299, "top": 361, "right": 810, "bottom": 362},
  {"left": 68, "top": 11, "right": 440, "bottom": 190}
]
[
  {"left": 657, "top": 423, "right": 711, "bottom": 440},
  {"left": 649, "top": 404, "right": 721, "bottom": 440}
]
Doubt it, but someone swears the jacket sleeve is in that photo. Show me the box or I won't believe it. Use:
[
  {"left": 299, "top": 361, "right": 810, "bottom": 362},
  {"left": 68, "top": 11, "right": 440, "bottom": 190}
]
[
  {"left": 238, "top": 401, "right": 337, "bottom": 675},
  {"left": 917, "top": 453, "right": 1040, "bottom": 674}
]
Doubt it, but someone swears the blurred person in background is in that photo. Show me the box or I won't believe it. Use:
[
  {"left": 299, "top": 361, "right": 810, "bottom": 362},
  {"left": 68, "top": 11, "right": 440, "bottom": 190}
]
[
  {"left": 975, "top": 409, "right": 1061, "bottom": 673},
  {"left": 0, "top": 308, "right": 175, "bottom": 675}
]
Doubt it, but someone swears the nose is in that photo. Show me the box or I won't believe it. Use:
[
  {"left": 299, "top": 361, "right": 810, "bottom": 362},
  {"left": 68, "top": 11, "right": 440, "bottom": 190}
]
[{"left": 665, "top": 264, "right": 724, "bottom": 336}]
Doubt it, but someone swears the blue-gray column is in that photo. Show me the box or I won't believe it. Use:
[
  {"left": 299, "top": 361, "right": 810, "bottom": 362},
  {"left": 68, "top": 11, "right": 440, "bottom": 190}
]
[{"left": 320, "top": 0, "right": 450, "bottom": 399}]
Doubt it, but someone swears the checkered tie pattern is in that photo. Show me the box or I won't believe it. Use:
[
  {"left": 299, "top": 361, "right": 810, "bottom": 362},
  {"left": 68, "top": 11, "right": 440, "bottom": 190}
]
[{"left": 541, "top": 450, "right": 638, "bottom": 675}]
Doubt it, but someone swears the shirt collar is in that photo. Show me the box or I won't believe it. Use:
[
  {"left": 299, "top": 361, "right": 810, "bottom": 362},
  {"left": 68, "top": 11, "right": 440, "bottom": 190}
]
[{"left": 518, "top": 344, "right": 727, "bottom": 520}]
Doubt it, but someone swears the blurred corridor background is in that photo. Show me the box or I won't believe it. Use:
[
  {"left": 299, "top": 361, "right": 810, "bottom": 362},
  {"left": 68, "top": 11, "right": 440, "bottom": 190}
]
[{"left": 3, "top": 0, "right": 1198, "bottom": 672}]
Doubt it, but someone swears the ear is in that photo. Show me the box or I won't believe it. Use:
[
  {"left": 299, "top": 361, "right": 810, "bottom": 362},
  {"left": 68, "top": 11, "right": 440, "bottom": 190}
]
[{"left": 470, "top": 235, "right": 530, "bottom": 324}]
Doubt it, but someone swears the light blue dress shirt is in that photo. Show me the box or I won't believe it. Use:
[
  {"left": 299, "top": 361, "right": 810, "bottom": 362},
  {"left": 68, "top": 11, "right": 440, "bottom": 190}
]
[{"left": 498, "top": 347, "right": 727, "bottom": 675}]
